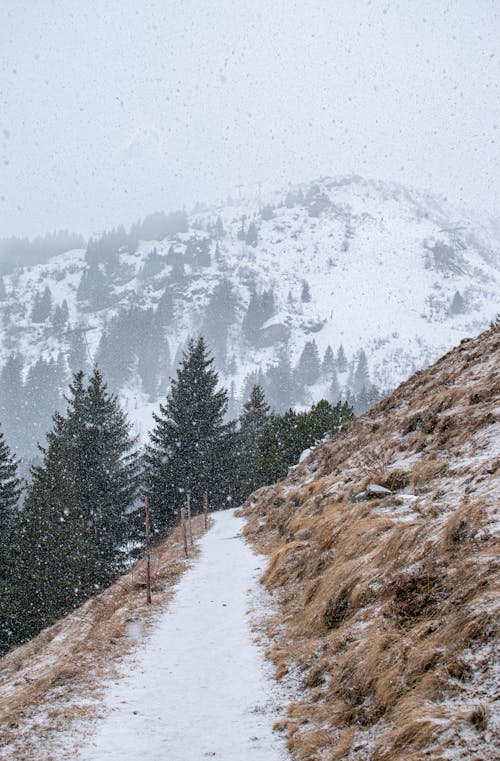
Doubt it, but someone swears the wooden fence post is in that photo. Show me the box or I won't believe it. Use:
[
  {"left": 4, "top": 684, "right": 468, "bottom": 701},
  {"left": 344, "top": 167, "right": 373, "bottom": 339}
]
[
  {"left": 203, "top": 493, "right": 208, "bottom": 530},
  {"left": 145, "top": 497, "right": 152, "bottom": 604},
  {"left": 181, "top": 507, "right": 188, "bottom": 558},
  {"left": 187, "top": 490, "right": 194, "bottom": 547}
]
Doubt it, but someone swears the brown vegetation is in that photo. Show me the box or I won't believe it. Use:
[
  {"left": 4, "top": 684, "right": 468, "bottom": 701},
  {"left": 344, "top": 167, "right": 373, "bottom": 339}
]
[
  {"left": 0, "top": 516, "right": 208, "bottom": 760},
  {"left": 243, "top": 326, "right": 500, "bottom": 760}
]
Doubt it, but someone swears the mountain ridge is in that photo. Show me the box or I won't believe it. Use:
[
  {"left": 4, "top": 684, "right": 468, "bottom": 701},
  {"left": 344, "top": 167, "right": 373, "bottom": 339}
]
[{"left": 0, "top": 174, "right": 498, "bottom": 459}]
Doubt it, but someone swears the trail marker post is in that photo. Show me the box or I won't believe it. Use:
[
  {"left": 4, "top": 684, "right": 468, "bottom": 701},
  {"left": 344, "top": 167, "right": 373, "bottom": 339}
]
[
  {"left": 187, "top": 490, "right": 194, "bottom": 548},
  {"left": 203, "top": 493, "right": 208, "bottom": 530},
  {"left": 145, "top": 497, "right": 152, "bottom": 604},
  {"left": 181, "top": 507, "right": 188, "bottom": 558}
]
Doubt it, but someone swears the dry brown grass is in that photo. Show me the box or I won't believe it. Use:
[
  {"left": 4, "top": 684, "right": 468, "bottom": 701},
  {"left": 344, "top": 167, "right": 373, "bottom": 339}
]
[
  {"left": 243, "top": 325, "right": 500, "bottom": 760},
  {"left": 0, "top": 515, "right": 209, "bottom": 760}
]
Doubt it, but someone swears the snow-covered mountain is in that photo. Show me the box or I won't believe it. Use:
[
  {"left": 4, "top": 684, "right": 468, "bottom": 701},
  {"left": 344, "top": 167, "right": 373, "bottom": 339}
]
[{"left": 1, "top": 174, "right": 499, "bottom": 458}]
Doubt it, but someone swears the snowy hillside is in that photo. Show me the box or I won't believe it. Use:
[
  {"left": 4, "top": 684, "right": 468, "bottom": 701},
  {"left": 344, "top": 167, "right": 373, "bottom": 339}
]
[
  {"left": 243, "top": 325, "right": 500, "bottom": 760},
  {"left": 0, "top": 175, "right": 499, "bottom": 458}
]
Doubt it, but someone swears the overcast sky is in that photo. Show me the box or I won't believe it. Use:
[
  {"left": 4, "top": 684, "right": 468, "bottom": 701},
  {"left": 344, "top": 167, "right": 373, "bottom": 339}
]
[{"left": 1, "top": 0, "right": 499, "bottom": 238}]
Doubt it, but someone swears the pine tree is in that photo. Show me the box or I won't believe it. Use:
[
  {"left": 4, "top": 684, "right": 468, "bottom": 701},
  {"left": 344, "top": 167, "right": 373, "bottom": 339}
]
[
  {"left": 321, "top": 345, "right": 336, "bottom": 378},
  {"left": 12, "top": 369, "right": 140, "bottom": 644},
  {"left": 450, "top": 290, "right": 465, "bottom": 315},
  {"left": 265, "top": 349, "right": 296, "bottom": 412},
  {"left": 236, "top": 385, "right": 270, "bottom": 499},
  {"left": 52, "top": 299, "right": 69, "bottom": 329},
  {"left": 0, "top": 354, "right": 24, "bottom": 454},
  {"left": 0, "top": 428, "right": 22, "bottom": 654},
  {"left": 23, "top": 357, "right": 65, "bottom": 458},
  {"left": 353, "top": 350, "right": 370, "bottom": 395},
  {"left": 329, "top": 370, "right": 340, "bottom": 403},
  {"left": 295, "top": 340, "right": 321, "bottom": 387},
  {"left": 337, "top": 344, "right": 348, "bottom": 373},
  {"left": 144, "top": 338, "right": 235, "bottom": 530},
  {"left": 241, "top": 369, "right": 266, "bottom": 407},
  {"left": 140, "top": 249, "right": 166, "bottom": 280},
  {"left": 242, "top": 288, "right": 275, "bottom": 345},
  {"left": 31, "top": 286, "right": 52, "bottom": 322},
  {"left": 245, "top": 221, "right": 258, "bottom": 247},
  {"left": 214, "top": 216, "right": 225, "bottom": 240},
  {"left": 157, "top": 287, "right": 174, "bottom": 326},
  {"left": 67, "top": 326, "right": 89, "bottom": 375},
  {"left": 301, "top": 280, "right": 312, "bottom": 303},
  {"left": 256, "top": 400, "right": 354, "bottom": 484},
  {"left": 77, "top": 264, "right": 111, "bottom": 309},
  {"left": 201, "top": 280, "right": 237, "bottom": 370}
]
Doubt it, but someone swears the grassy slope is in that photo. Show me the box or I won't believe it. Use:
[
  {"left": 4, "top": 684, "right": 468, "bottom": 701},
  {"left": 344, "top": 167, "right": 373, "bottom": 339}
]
[
  {"left": 242, "top": 326, "right": 499, "bottom": 761},
  {"left": 0, "top": 516, "right": 207, "bottom": 761}
]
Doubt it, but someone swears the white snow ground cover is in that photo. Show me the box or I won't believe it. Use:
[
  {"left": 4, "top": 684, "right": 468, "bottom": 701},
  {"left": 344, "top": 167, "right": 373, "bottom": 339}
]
[{"left": 77, "top": 508, "right": 289, "bottom": 761}]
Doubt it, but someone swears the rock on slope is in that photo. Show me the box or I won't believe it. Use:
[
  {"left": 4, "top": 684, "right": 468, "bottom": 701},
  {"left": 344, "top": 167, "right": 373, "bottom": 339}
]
[{"left": 242, "top": 325, "right": 500, "bottom": 761}]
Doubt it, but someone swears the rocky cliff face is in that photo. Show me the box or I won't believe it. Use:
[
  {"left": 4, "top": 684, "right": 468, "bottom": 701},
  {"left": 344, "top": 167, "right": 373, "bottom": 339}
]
[{"left": 242, "top": 325, "right": 500, "bottom": 760}]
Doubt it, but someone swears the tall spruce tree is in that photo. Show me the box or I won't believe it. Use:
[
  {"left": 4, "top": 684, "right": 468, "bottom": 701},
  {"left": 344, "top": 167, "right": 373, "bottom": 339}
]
[
  {"left": 353, "top": 350, "right": 370, "bottom": 395},
  {"left": 321, "top": 345, "right": 336, "bottom": 378},
  {"left": 0, "top": 428, "right": 22, "bottom": 654},
  {"left": 337, "top": 344, "right": 348, "bottom": 373},
  {"left": 31, "top": 286, "right": 53, "bottom": 323},
  {"left": 236, "top": 385, "right": 270, "bottom": 500},
  {"left": 12, "top": 368, "right": 140, "bottom": 645},
  {"left": 295, "top": 340, "right": 321, "bottom": 387},
  {"left": 144, "top": 337, "right": 235, "bottom": 530}
]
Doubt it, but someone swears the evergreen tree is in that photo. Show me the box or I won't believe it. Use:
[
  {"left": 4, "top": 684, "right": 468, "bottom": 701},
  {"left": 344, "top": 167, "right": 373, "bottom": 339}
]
[
  {"left": 256, "top": 400, "right": 354, "bottom": 484},
  {"left": 321, "top": 345, "right": 336, "bottom": 378},
  {"left": 236, "top": 385, "right": 270, "bottom": 499},
  {"left": 237, "top": 215, "right": 247, "bottom": 241},
  {"left": 301, "top": 280, "right": 312, "bottom": 303},
  {"left": 214, "top": 216, "right": 225, "bottom": 240},
  {"left": 0, "top": 428, "right": 22, "bottom": 654},
  {"left": 353, "top": 350, "right": 370, "bottom": 395},
  {"left": 265, "top": 349, "right": 296, "bottom": 412},
  {"left": 67, "top": 326, "right": 89, "bottom": 375},
  {"left": 202, "top": 280, "right": 237, "bottom": 370},
  {"left": 157, "top": 287, "right": 174, "bottom": 326},
  {"left": 77, "top": 264, "right": 111, "bottom": 309},
  {"left": 242, "top": 288, "right": 275, "bottom": 345},
  {"left": 450, "top": 290, "right": 465, "bottom": 315},
  {"left": 0, "top": 277, "right": 6, "bottom": 300},
  {"left": 245, "top": 221, "right": 258, "bottom": 247},
  {"left": 295, "top": 340, "right": 321, "bottom": 387},
  {"left": 12, "top": 369, "right": 140, "bottom": 645},
  {"left": 22, "top": 356, "right": 66, "bottom": 458},
  {"left": 52, "top": 299, "right": 69, "bottom": 329},
  {"left": 0, "top": 354, "right": 24, "bottom": 454},
  {"left": 31, "top": 286, "right": 52, "bottom": 322},
  {"left": 140, "top": 249, "right": 166, "bottom": 280},
  {"left": 241, "top": 369, "right": 266, "bottom": 407},
  {"left": 337, "top": 344, "right": 348, "bottom": 373},
  {"left": 170, "top": 254, "right": 185, "bottom": 283},
  {"left": 144, "top": 338, "right": 235, "bottom": 530},
  {"left": 329, "top": 370, "right": 341, "bottom": 403}
]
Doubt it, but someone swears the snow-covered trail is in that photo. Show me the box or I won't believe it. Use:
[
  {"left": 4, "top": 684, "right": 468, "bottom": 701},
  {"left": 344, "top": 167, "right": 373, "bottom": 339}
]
[{"left": 78, "top": 508, "right": 289, "bottom": 761}]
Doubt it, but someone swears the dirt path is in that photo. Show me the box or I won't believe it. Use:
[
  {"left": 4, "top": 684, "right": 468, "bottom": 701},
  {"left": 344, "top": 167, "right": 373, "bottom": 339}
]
[{"left": 77, "top": 508, "right": 288, "bottom": 761}]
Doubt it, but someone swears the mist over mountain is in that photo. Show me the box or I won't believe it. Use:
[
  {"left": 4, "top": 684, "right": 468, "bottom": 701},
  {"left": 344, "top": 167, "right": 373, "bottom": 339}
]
[{"left": 0, "top": 174, "right": 498, "bottom": 462}]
